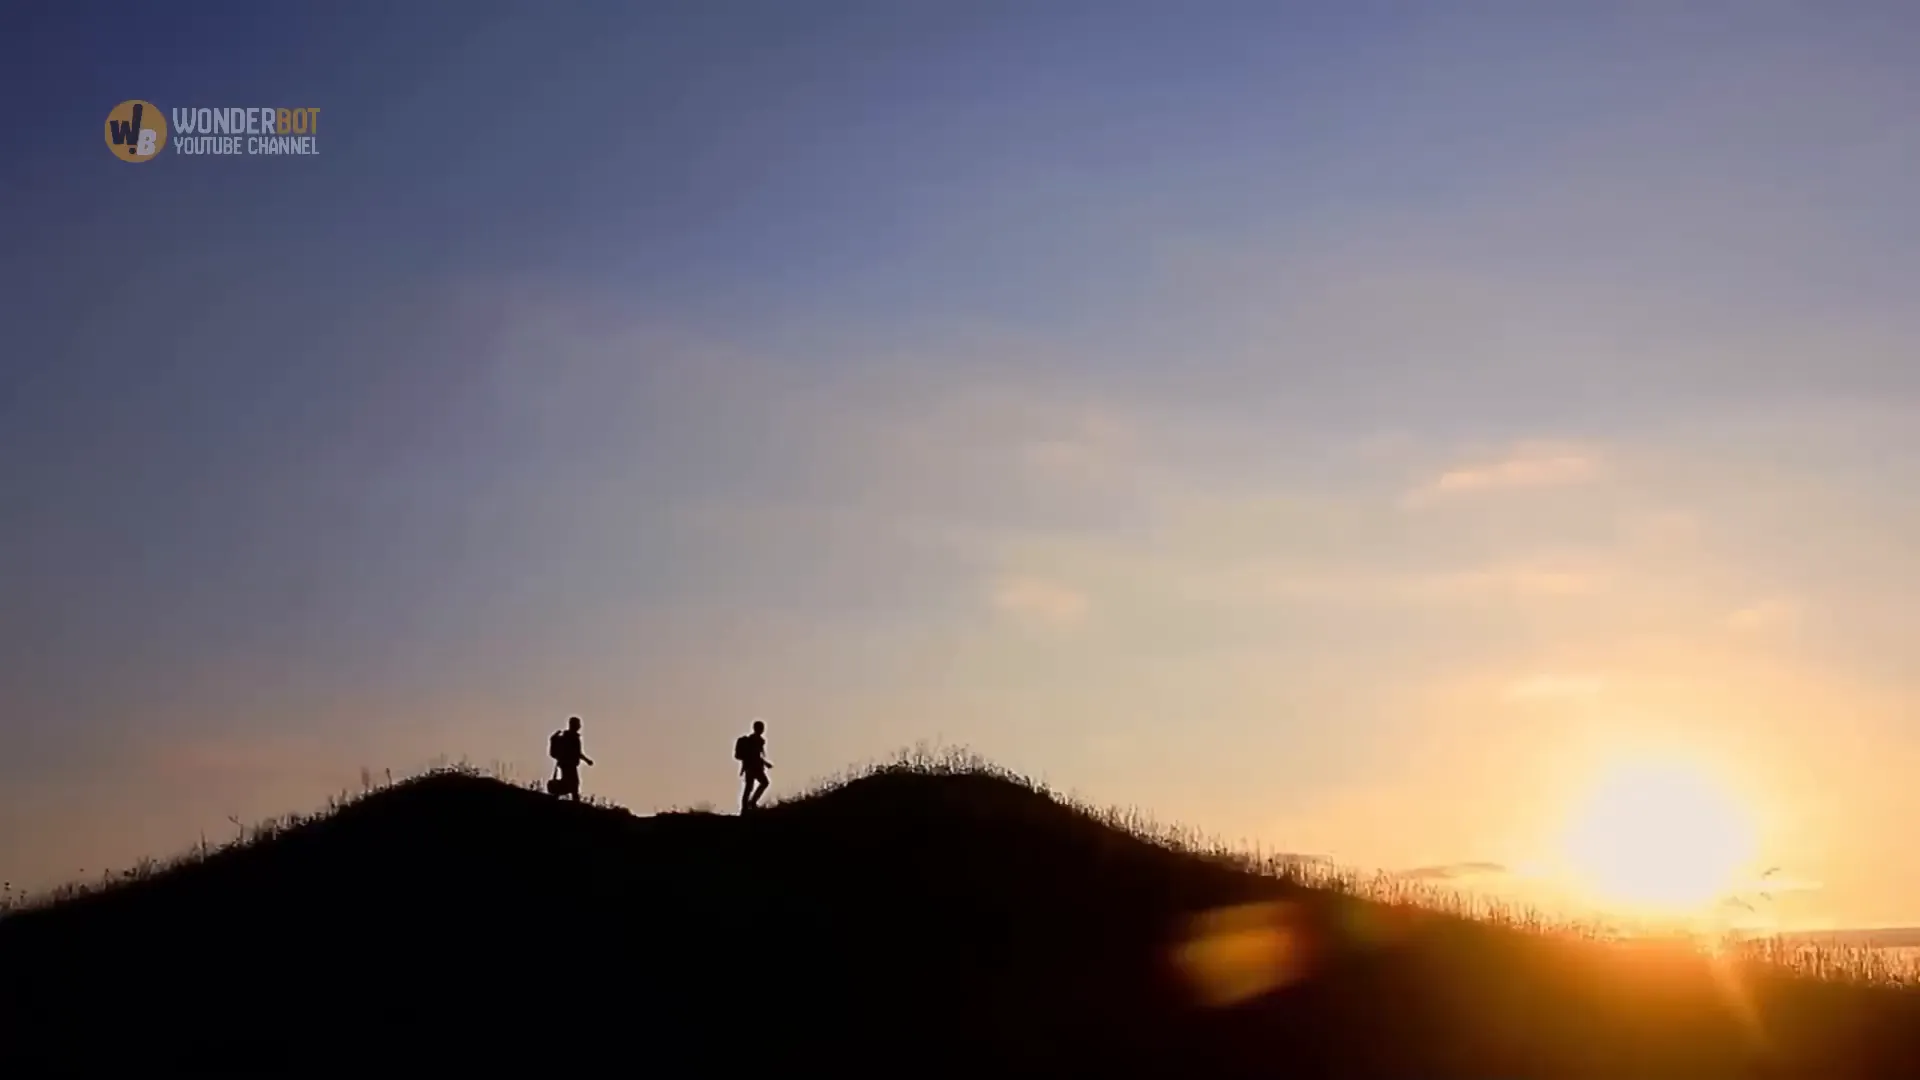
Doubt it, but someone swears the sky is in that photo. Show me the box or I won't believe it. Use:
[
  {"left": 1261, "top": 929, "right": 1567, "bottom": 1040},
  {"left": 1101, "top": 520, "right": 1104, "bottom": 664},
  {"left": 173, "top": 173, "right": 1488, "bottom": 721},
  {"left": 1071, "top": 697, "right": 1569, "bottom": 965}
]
[{"left": 3, "top": 1, "right": 1918, "bottom": 927}]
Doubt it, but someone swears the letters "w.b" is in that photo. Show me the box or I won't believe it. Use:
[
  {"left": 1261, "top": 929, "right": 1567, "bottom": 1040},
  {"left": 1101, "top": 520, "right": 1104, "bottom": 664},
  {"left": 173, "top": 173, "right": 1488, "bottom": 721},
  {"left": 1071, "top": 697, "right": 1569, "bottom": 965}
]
[{"left": 110, "top": 103, "right": 145, "bottom": 148}]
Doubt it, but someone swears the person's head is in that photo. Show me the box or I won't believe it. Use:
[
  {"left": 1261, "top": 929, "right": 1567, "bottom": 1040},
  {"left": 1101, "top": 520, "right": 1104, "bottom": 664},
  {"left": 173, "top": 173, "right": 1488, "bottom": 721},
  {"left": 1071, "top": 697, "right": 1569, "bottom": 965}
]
[
  {"left": 568, "top": 716, "right": 581, "bottom": 732},
  {"left": 752, "top": 719, "right": 765, "bottom": 735}
]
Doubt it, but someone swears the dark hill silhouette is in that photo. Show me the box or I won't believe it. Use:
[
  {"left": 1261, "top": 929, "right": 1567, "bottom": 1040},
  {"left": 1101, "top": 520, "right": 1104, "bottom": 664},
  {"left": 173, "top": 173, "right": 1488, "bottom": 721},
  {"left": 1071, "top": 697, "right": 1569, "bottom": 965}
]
[{"left": 4, "top": 757, "right": 1920, "bottom": 1078}]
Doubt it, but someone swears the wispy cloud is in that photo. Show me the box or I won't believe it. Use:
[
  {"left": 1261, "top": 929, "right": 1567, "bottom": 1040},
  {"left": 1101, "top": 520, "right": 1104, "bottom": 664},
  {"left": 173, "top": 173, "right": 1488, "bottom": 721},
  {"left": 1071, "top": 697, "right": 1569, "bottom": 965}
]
[
  {"left": 1402, "top": 441, "right": 1606, "bottom": 508},
  {"left": 1394, "top": 861, "right": 1510, "bottom": 881},
  {"left": 1505, "top": 673, "right": 1605, "bottom": 701},
  {"left": 1418, "top": 563, "right": 1607, "bottom": 599},
  {"left": 990, "top": 575, "right": 1089, "bottom": 630},
  {"left": 1017, "top": 406, "right": 1137, "bottom": 483},
  {"left": 1257, "top": 558, "right": 1609, "bottom": 608},
  {"left": 147, "top": 733, "right": 336, "bottom": 784},
  {"left": 1727, "top": 597, "right": 1799, "bottom": 634}
]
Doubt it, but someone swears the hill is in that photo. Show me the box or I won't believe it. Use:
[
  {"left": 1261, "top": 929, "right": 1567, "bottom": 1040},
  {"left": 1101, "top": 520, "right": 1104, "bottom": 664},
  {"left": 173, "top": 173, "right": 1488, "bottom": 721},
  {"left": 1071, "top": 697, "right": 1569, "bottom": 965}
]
[{"left": 4, "top": 756, "right": 1920, "bottom": 1078}]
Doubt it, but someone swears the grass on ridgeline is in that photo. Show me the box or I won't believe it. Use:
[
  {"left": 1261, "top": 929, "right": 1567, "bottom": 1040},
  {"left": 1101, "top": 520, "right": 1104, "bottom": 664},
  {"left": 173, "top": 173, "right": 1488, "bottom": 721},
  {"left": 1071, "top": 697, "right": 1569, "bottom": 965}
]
[
  {"left": 5, "top": 742, "right": 1920, "bottom": 1078},
  {"left": 3, "top": 742, "right": 1910, "bottom": 989}
]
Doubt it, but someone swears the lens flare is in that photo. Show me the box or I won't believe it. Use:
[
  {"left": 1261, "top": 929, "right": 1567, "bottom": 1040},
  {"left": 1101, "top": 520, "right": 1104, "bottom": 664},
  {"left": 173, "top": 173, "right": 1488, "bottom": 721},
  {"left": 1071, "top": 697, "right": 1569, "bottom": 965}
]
[{"left": 1172, "top": 900, "right": 1313, "bottom": 1007}]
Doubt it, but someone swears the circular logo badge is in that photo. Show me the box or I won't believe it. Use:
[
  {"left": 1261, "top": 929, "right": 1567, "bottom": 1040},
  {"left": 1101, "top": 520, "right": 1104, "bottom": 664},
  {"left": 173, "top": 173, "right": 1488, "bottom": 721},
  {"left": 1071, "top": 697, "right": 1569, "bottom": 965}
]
[{"left": 105, "top": 100, "right": 167, "bottom": 162}]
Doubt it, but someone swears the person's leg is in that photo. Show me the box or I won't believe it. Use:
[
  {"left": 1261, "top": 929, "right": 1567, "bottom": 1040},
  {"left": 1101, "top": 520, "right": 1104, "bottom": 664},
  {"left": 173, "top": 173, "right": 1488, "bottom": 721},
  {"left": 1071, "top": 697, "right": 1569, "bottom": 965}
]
[
  {"left": 562, "top": 765, "right": 580, "bottom": 801},
  {"left": 750, "top": 774, "right": 769, "bottom": 807},
  {"left": 741, "top": 773, "right": 754, "bottom": 814}
]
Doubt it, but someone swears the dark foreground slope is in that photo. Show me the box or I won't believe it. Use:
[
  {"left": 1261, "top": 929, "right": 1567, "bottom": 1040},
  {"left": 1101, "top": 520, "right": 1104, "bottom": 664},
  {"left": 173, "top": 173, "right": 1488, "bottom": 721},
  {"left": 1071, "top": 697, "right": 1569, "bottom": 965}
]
[{"left": 4, "top": 768, "right": 1920, "bottom": 1078}]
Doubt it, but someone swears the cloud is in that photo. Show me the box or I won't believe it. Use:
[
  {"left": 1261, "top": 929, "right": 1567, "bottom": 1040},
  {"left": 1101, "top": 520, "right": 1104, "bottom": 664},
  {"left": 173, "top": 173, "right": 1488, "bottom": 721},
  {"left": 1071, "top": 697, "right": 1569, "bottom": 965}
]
[
  {"left": 1727, "top": 597, "right": 1799, "bottom": 633},
  {"left": 1620, "top": 509, "right": 1701, "bottom": 551},
  {"left": 1505, "top": 673, "right": 1605, "bottom": 701},
  {"left": 150, "top": 735, "right": 321, "bottom": 776},
  {"left": 1017, "top": 406, "right": 1137, "bottom": 483},
  {"left": 1394, "top": 861, "right": 1510, "bottom": 881},
  {"left": 1417, "top": 563, "right": 1606, "bottom": 599},
  {"left": 989, "top": 575, "right": 1089, "bottom": 630},
  {"left": 1252, "top": 565, "right": 1604, "bottom": 610},
  {"left": 143, "top": 732, "right": 344, "bottom": 789},
  {"left": 1345, "top": 430, "right": 1421, "bottom": 463},
  {"left": 1268, "top": 555, "right": 1606, "bottom": 603},
  {"left": 1402, "top": 441, "right": 1606, "bottom": 508}
]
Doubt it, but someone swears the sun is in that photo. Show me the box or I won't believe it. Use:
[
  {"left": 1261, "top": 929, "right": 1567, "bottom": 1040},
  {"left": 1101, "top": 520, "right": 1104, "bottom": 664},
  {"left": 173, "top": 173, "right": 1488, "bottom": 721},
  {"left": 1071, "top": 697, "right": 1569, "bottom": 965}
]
[{"left": 1556, "top": 756, "right": 1759, "bottom": 916}]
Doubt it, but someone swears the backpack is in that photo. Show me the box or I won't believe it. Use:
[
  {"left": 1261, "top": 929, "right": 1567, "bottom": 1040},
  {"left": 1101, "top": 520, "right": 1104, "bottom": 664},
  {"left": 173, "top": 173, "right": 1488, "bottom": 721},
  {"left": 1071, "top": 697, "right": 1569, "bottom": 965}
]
[
  {"left": 550, "top": 730, "right": 569, "bottom": 764},
  {"left": 733, "top": 735, "right": 753, "bottom": 764}
]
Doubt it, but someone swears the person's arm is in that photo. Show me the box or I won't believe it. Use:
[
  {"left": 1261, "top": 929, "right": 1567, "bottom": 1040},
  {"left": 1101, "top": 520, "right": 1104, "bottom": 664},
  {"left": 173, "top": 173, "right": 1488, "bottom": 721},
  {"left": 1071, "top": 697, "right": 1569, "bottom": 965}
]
[{"left": 582, "top": 753, "right": 594, "bottom": 766}]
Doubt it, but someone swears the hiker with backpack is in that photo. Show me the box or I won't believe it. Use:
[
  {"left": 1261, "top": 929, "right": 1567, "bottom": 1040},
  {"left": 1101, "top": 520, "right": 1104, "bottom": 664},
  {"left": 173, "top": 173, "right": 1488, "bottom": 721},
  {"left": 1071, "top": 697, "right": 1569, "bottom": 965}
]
[
  {"left": 734, "top": 719, "right": 771, "bottom": 813},
  {"left": 548, "top": 716, "right": 594, "bottom": 800}
]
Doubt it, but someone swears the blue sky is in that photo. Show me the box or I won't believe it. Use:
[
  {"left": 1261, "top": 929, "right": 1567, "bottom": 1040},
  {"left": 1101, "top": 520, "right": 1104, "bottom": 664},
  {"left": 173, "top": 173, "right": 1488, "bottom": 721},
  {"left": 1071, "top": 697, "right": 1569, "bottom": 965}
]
[{"left": 4, "top": 2, "right": 1919, "bottom": 925}]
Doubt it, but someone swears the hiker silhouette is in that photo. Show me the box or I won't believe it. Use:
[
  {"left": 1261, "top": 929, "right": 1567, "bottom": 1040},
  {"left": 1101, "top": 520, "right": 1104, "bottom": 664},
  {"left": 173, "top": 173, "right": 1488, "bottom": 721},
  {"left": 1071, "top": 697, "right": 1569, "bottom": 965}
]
[
  {"left": 734, "top": 720, "right": 771, "bottom": 813},
  {"left": 547, "top": 717, "right": 594, "bottom": 800}
]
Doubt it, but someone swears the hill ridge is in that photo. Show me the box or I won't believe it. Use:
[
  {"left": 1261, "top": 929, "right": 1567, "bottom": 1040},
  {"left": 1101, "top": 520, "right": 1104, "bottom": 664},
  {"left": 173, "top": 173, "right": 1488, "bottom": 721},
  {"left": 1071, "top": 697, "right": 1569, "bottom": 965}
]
[{"left": 5, "top": 750, "right": 1920, "bottom": 1077}]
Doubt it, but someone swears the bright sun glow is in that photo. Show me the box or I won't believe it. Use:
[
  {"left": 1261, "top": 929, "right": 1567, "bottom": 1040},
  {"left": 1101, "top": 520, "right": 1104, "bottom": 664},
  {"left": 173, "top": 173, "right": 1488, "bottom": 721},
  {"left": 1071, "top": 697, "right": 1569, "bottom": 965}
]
[{"left": 1556, "top": 757, "right": 1759, "bottom": 916}]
